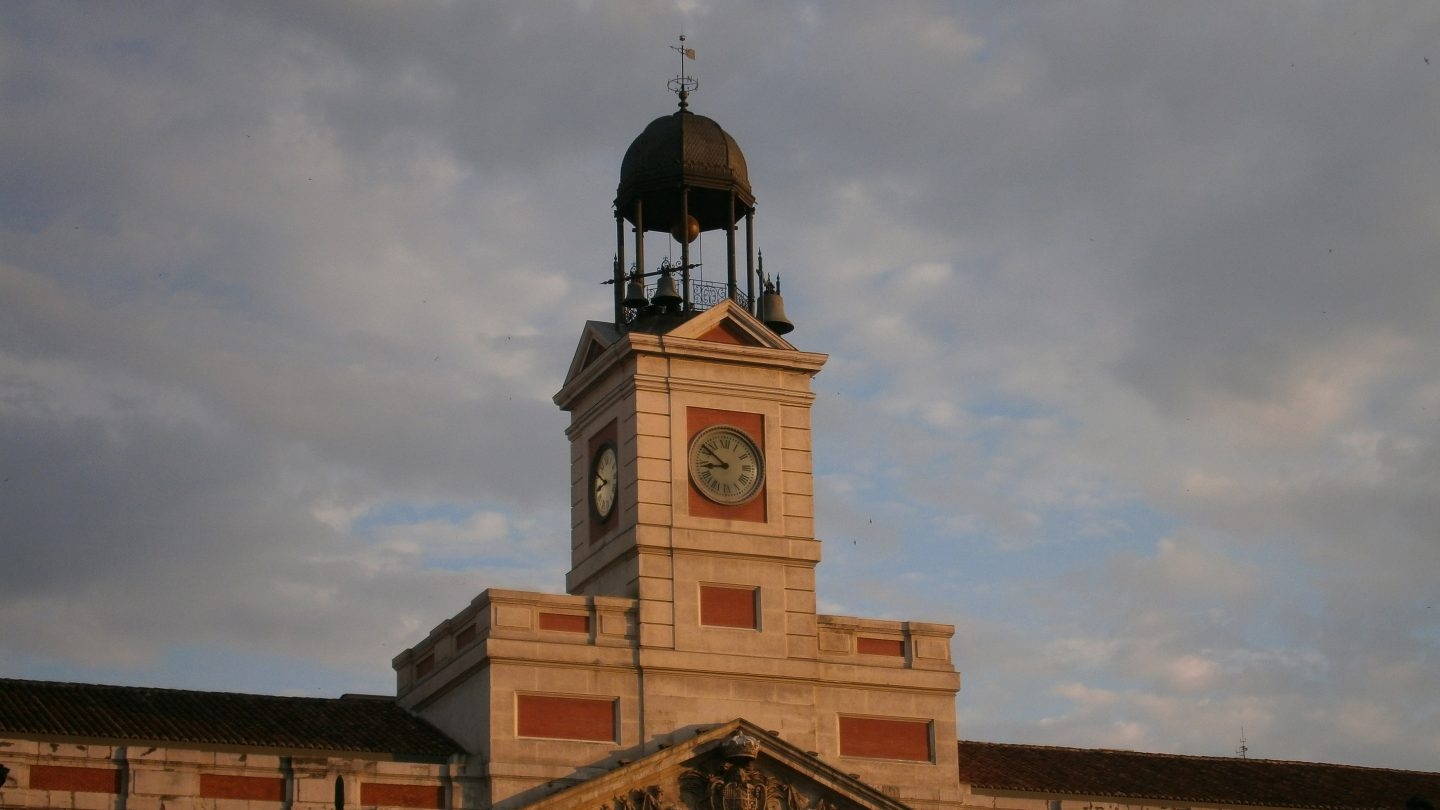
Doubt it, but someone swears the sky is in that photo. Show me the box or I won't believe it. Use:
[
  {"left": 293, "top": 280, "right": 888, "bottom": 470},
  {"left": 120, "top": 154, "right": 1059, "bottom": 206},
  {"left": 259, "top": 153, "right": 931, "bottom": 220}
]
[{"left": 2, "top": 1, "right": 1439, "bottom": 773}]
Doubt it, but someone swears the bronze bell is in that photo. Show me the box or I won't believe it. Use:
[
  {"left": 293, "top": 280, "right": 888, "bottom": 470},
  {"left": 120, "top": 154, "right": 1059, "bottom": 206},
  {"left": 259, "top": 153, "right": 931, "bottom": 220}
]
[
  {"left": 760, "top": 286, "right": 794, "bottom": 335},
  {"left": 623, "top": 274, "right": 649, "bottom": 308},
  {"left": 652, "top": 270, "right": 682, "bottom": 308}
]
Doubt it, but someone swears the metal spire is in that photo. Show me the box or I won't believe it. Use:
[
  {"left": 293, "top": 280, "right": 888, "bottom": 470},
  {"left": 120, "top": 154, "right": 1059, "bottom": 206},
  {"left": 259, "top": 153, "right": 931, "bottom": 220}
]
[{"left": 668, "top": 33, "right": 698, "bottom": 109}]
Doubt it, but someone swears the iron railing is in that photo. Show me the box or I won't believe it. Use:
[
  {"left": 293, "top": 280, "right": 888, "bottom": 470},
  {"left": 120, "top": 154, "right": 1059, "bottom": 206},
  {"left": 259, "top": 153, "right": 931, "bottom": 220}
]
[{"left": 628, "top": 278, "right": 750, "bottom": 315}]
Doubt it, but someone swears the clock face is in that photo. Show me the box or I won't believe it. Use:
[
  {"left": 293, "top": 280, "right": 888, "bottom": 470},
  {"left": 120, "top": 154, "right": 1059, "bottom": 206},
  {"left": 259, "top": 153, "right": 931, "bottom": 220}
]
[
  {"left": 591, "top": 444, "right": 618, "bottom": 521},
  {"left": 688, "top": 425, "right": 764, "bottom": 506}
]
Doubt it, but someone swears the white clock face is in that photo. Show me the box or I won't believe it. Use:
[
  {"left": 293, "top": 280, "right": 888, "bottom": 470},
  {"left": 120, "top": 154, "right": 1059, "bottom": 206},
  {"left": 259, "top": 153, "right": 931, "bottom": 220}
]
[
  {"left": 591, "top": 444, "right": 617, "bottom": 521},
  {"left": 688, "top": 425, "right": 764, "bottom": 506}
]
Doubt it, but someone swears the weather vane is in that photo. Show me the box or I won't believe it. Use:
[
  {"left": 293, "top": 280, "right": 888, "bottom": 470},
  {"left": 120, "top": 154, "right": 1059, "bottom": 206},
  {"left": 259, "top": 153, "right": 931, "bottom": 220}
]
[{"left": 668, "top": 33, "right": 697, "bottom": 108}]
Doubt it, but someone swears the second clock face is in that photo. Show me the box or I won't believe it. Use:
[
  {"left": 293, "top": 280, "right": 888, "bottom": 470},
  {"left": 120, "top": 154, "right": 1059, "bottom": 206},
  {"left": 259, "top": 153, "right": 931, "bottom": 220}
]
[
  {"left": 591, "top": 444, "right": 617, "bottom": 521},
  {"left": 688, "top": 425, "right": 764, "bottom": 506}
]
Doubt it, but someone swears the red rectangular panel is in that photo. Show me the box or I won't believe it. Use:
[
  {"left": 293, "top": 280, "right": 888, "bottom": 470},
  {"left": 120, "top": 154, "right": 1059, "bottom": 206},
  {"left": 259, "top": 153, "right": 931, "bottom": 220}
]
[
  {"left": 415, "top": 653, "right": 435, "bottom": 678},
  {"left": 857, "top": 636, "right": 904, "bottom": 656},
  {"left": 839, "top": 715, "right": 933, "bottom": 761},
  {"left": 700, "top": 584, "right": 758, "bottom": 629},
  {"left": 687, "top": 408, "right": 767, "bottom": 523},
  {"left": 588, "top": 420, "right": 619, "bottom": 541},
  {"left": 29, "top": 765, "right": 121, "bottom": 794},
  {"left": 360, "top": 782, "right": 445, "bottom": 809},
  {"left": 201, "top": 774, "right": 285, "bottom": 801},
  {"left": 538, "top": 612, "right": 589, "bottom": 633},
  {"left": 516, "top": 694, "right": 616, "bottom": 742}
]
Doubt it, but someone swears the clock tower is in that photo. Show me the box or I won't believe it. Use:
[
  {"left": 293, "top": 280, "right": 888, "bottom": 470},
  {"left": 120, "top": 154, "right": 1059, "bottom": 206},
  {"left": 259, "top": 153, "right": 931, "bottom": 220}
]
[
  {"left": 554, "top": 65, "right": 829, "bottom": 665},
  {"left": 394, "top": 57, "right": 961, "bottom": 810}
]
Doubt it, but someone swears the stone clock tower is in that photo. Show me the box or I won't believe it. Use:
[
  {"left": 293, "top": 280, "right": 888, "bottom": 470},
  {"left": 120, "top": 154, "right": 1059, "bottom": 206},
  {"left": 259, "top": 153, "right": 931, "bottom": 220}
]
[{"left": 393, "top": 65, "right": 961, "bottom": 810}]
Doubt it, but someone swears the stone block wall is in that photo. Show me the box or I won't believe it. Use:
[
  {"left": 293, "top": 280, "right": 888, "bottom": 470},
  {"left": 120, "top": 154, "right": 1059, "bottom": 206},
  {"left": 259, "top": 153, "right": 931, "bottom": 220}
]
[{"left": 0, "top": 738, "right": 458, "bottom": 810}]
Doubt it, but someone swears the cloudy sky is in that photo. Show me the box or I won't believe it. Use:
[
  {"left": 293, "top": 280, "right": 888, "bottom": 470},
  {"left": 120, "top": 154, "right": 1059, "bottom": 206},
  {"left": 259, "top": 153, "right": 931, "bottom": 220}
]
[{"left": 4, "top": 1, "right": 1439, "bottom": 772}]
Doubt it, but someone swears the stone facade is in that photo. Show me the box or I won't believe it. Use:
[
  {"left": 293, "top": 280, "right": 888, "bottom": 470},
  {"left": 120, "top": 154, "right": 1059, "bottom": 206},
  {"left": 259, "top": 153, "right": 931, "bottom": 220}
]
[
  {"left": 390, "top": 302, "right": 962, "bottom": 809},
  {"left": 0, "top": 739, "right": 455, "bottom": 810}
]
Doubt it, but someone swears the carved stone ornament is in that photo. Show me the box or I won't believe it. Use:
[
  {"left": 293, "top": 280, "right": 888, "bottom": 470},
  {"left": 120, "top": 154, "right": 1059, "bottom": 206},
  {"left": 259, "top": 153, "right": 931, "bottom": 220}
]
[
  {"left": 599, "top": 784, "right": 674, "bottom": 810},
  {"left": 675, "top": 733, "right": 844, "bottom": 810},
  {"left": 587, "top": 733, "right": 850, "bottom": 810}
]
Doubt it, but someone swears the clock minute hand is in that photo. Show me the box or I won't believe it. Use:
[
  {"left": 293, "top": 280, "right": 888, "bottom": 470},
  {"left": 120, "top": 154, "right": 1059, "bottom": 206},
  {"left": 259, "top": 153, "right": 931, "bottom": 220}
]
[{"left": 700, "top": 446, "right": 732, "bottom": 466}]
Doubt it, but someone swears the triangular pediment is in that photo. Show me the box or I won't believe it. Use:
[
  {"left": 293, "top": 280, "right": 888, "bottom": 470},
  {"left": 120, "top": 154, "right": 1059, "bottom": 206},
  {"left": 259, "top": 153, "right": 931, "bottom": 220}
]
[
  {"left": 563, "top": 320, "right": 623, "bottom": 386},
  {"left": 664, "top": 300, "right": 796, "bottom": 350},
  {"left": 519, "top": 719, "right": 911, "bottom": 810}
]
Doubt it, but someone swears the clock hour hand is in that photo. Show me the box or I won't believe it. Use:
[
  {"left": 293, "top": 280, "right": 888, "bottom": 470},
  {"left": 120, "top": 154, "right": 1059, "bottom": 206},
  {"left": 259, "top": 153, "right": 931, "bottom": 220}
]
[{"left": 697, "top": 460, "right": 729, "bottom": 470}]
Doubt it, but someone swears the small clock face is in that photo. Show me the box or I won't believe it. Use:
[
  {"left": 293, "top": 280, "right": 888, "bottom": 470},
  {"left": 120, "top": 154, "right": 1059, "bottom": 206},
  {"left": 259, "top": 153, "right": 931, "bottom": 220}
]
[
  {"left": 688, "top": 425, "right": 764, "bottom": 506},
  {"left": 591, "top": 444, "right": 618, "bottom": 521}
]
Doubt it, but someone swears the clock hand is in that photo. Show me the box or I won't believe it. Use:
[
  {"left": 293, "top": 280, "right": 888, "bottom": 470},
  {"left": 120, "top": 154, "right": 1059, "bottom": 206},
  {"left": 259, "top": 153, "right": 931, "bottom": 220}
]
[
  {"left": 701, "top": 446, "right": 733, "bottom": 468},
  {"left": 697, "top": 461, "right": 730, "bottom": 470}
]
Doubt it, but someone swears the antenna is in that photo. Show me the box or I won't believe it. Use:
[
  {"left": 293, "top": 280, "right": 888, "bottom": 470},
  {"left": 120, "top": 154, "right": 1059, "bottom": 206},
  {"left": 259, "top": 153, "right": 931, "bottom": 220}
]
[
  {"left": 1236, "top": 727, "right": 1248, "bottom": 759},
  {"left": 668, "top": 33, "right": 698, "bottom": 109}
]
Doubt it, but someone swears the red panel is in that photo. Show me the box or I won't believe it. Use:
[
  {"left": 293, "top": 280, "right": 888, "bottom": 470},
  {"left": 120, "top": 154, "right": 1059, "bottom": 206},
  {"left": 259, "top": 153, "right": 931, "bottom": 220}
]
[
  {"left": 857, "top": 637, "right": 904, "bottom": 657},
  {"left": 538, "top": 612, "right": 589, "bottom": 633},
  {"left": 201, "top": 774, "right": 285, "bottom": 801},
  {"left": 700, "top": 584, "right": 758, "bottom": 629},
  {"left": 415, "top": 653, "right": 435, "bottom": 678},
  {"left": 360, "top": 782, "right": 445, "bottom": 809},
  {"left": 687, "top": 408, "right": 767, "bottom": 522},
  {"left": 29, "top": 765, "right": 121, "bottom": 794},
  {"left": 839, "top": 716, "right": 933, "bottom": 761},
  {"left": 699, "top": 321, "right": 753, "bottom": 345},
  {"left": 516, "top": 694, "right": 616, "bottom": 742},
  {"left": 588, "top": 420, "right": 619, "bottom": 541}
]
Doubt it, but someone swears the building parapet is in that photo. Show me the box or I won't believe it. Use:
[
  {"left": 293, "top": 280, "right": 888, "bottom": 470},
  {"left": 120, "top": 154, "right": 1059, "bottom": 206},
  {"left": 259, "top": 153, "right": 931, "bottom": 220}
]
[
  {"left": 816, "top": 614, "right": 955, "bottom": 671},
  {"left": 393, "top": 589, "right": 638, "bottom": 698}
]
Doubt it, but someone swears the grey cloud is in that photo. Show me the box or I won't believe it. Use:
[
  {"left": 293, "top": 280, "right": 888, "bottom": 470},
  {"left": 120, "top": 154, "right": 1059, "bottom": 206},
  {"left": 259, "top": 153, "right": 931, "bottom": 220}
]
[{"left": 3, "top": 0, "right": 1439, "bottom": 772}]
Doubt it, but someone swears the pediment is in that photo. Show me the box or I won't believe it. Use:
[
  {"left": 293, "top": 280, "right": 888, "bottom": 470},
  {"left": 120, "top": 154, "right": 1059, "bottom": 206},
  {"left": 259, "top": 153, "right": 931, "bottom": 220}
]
[
  {"left": 563, "top": 320, "right": 623, "bottom": 386},
  {"left": 664, "top": 300, "right": 796, "bottom": 350},
  {"left": 519, "top": 719, "right": 910, "bottom": 810}
]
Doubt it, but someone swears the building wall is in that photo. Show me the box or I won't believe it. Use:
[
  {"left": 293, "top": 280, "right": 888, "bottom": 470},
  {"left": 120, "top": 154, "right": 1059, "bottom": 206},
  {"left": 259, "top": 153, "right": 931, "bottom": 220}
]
[
  {"left": 0, "top": 737, "right": 460, "bottom": 810},
  {"left": 393, "top": 588, "right": 961, "bottom": 809}
]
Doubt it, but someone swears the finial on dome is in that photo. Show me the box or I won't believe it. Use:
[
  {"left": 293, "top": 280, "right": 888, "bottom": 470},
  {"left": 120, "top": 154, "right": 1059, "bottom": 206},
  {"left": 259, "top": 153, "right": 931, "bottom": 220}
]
[{"left": 668, "top": 33, "right": 698, "bottom": 110}]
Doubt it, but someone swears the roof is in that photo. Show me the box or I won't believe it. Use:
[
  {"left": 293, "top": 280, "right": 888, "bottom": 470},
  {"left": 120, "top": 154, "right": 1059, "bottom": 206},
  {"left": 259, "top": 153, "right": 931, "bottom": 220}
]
[
  {"left": 616, "top": 109, "right": 753, "bottom": 233},
  {"left": 959, "top": 740, "right": 1440, "bottom": 810},
  {"left": 0, "top": 678, "right": 462, "bottom": 759}
]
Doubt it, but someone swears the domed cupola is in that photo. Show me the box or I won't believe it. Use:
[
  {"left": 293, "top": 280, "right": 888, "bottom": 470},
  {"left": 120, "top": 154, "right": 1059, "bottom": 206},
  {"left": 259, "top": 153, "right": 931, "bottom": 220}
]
[
  {"left": 617, "top": 108, "right": 754, "bottom": 237},
  {"left": 608, "top": 37, "right": 792, "bottom": 336}
]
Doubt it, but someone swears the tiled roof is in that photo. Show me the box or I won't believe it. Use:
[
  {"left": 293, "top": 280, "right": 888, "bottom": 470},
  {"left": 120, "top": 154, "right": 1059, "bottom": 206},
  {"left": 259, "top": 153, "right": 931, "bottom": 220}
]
[
  {"left": 0, "top": 678, "right": 461, "bottom": 759},
  {"left": 959, "top": 740, "right": 1440, "bottom": 810}
]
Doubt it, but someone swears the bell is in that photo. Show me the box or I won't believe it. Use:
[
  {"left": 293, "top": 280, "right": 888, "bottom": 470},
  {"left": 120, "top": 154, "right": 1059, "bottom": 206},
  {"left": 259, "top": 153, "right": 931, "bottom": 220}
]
[
  {"left": 652, "top": 270, "right": 682, "bottom": 308},
  {"left": 623, "top": 275, "right": 649, "bottom": 308},
  {"left": 760, "top": 287, "right": 794, "bottom": 335}
]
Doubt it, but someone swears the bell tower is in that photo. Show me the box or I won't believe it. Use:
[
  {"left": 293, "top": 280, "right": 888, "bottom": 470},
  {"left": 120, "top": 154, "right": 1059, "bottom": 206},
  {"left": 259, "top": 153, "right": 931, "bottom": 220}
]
[
  {"left": 555, "top": 50, "right": 824, "bottom": 662},
  {"left": 395, "top": 46, "right": 961, "bottom": 810}
]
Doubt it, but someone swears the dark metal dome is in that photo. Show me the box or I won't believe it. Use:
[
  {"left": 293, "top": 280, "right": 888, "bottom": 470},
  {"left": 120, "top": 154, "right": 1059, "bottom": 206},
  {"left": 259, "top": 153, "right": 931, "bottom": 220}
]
[{"left": 616, "top": 110, "right": 754, "bottom": 235}]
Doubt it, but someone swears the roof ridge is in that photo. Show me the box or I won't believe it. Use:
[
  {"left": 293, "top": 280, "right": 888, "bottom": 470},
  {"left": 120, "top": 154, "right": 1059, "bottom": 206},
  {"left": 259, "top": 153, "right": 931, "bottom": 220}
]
[
  {"left": 0, "top": 676, "right": 381, "bottom": 703},
  {"left": 957, "top": 738, "right": 1440, "bottom": 775}
]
